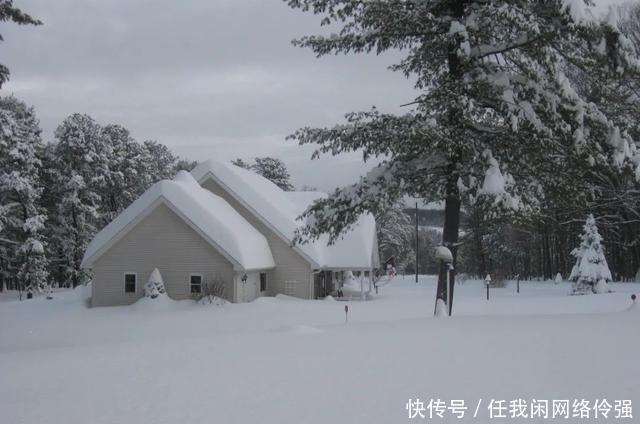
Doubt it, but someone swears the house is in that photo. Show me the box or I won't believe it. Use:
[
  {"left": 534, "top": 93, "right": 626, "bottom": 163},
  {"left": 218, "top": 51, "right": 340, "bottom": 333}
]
[{"left": 81, "top": 161, "right": 379, "bottom": 306}]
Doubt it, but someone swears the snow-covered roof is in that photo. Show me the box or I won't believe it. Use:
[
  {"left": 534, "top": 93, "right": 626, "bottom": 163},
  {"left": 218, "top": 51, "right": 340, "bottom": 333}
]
[
  {"left": 191, "top": 160, "right": 378, "bottom": 269},
  {"left": 82, "top": 171, "right": 275, "bottom": 271}
]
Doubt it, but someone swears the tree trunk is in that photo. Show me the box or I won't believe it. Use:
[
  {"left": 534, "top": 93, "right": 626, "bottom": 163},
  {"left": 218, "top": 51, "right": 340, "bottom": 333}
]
[
  {"left": 435, "top": 195, "right": 461, "bottom": 315},
  {"left": 434, "top": 0, "right": 465, "bottom": 315}
]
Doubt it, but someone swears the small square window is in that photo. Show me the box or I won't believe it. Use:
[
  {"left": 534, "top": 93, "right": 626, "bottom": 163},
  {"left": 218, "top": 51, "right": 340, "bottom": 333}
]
[
  {"left": 260, "top": 273, "right": 267, "bottom": 292},
  {"left": 190, "top": 274, "right": 202, "bottom": 294},
  {"left": 124, "top": 273, "right": 136, "bottom": 293}
]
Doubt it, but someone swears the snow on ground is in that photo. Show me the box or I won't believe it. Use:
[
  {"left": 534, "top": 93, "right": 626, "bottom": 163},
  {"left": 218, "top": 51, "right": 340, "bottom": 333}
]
[{"left": 1, "top": 276, "right": 638, "bottom": 423}]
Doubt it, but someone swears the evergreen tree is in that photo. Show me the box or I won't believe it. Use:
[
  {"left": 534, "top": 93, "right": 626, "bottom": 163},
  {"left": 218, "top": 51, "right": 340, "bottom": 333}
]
[
  {"left": 0, "top": 96, "right": 48, "bottom": 292},
  {"left": 251, "top": 157, "right": 294, "bottom": 191},
  {"left": 285, "top": 0, "right": 640, "bottom": 312},
  {"left": 140, "top": 140, "right": 178, "bottom": 188},
  {"left": 569, "top": 214, "right": 612, "bottom": 294},
  {"left": 100, "top": 124, "right": 140, "bottom": 224},
  {"left": 50, "top": 114, "right": 104, "bottom": 287},
  {"left": 174, "top": 158, "right": 198, "bottom": 173},
  {"left": 0, "top": 1, "right": 42, "bottom": 87},
  {"left": 231, "top": 157, "right": 295, "bottom": 190}
]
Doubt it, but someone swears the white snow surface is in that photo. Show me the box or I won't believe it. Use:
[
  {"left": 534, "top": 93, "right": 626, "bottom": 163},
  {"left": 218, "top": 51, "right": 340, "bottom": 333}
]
[
  {"left": 81, "top": 170, "right": 275, "bottom": 271},
  {"left": 1, "top": 276, "right": 638, "bottom": 424},
  {"left": 191, "top": 160, "right": 377, "bottom": 269}
]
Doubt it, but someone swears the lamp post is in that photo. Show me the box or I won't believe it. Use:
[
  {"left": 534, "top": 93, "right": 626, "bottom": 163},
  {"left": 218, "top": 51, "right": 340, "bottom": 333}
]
[
  {"left": 485, "top": 274, "right": 491, "bottom": 301},
  {"left": 434, "top": 246, "right": 454, "bottom": 316}
]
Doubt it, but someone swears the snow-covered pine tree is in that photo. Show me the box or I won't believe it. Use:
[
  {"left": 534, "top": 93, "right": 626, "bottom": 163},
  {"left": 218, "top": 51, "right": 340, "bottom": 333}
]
[
  {"left": 251, "top": 157, "right": 294, "bottom": 191},
  {"left": 0, "top": 96, "right": 48, "bottom": 293},
  {"left": 174, "top": 158, "right": 198, "bottom": 173},
  {"left": 100, "top": 124, "right": 143, "bottom": 224},
  {"left": 285, "top": 0, "right": 640, "bottom": 313},
  {"left": 49, "top": 114, "right": 105, "bottom": 287},
  {"left": 569, "top": 214, "right": 612, "bottom": 294},
  {"left": 139, "top": 140, "right": 178, "bottom": 188},
  {"left": 0, "top": 2, "right": 42, "bottom": 88}
]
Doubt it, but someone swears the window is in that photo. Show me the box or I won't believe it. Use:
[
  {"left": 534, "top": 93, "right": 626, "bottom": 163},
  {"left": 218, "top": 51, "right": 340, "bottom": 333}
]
[
  {"left": 190, "top": 274, "right": 202, "bottom": 294},
  {"left": 124, "top": 273, "right": 136, "bottom": 293},
  {"left": 260, "top": 273, "right": 267, "bottom": 292}
]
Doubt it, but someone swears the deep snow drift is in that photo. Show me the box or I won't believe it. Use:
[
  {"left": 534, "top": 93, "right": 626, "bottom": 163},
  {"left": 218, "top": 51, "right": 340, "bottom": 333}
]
[{"left": 0, "top": 276, "right": 638, "bottom": 423}]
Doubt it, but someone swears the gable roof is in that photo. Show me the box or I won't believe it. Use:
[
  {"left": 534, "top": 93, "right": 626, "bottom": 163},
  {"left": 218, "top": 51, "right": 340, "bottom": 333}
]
[
  {"left": 81, "top": 171, "right": 275, "bottom": 271},
  {"left": 191, "top": 160, "right": 378, "bottom": 270}
]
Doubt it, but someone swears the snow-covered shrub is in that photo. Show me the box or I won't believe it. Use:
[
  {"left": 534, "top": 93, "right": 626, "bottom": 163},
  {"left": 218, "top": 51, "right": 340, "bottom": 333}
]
[
  {"left": 144, "top": 268, "right": 166, "bottom": 299},
  {"left": 569, "top": 215, "right": 612, "bottom": 295},
  {"left": 194, "top": 276, "right": 227, "bottom": 305},
  {"left": 554, "top": 273, "right": 563, "bottom": 285}
]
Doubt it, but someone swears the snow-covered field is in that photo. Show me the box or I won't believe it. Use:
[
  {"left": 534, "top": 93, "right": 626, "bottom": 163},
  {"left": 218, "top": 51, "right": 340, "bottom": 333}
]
[{"left": 1, "top": 276, "right": 638, "bottom": 423}]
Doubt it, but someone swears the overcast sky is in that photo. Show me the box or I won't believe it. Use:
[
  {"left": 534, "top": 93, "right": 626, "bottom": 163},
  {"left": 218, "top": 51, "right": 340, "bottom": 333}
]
[{"left": 0, "top": 0, "right": 626, "bottom": 190}]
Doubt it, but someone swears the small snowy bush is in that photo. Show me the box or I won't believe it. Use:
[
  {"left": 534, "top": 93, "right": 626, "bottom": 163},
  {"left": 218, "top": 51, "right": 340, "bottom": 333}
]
[
  {"left": 144, "top": 268, "right": 166, "bottom": 299},
  {"left": 554, "top": 273, "right": 562, "bottom": 285},
  {"left": 194, "top": 276, "right": 227, "bottom": 305}
]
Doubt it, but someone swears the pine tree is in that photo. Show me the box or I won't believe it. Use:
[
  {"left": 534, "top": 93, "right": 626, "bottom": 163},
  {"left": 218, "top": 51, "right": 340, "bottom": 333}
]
[
  {"left": 251, "top": 157, "right": 294, "bottom": 191},
  {"left": 0, "top": 96, "right": 48, "bottom": 292},
  {"left": 230, "top": 157, "right": 295, "bottom": 190},
  {"left": 0, "top": 1, "right": 42, "bottom": 87},
  {"left": 139, "top": 140, "right": 178, "bottom": 188},
  {"left": 231, "top": 157, "right": 295, "bottom": 190},
  {"left": 49, "top": 114, "right": 105, "bottom": 287},
  {"left": 285, "top": 0, "right": 640, "bottom": 312},
  {"left": 100, "top": 124, "right": 146, "bottom": 224},
  {"left": 174, "top": 158, "right": 198, "bottom": 173},
  {"left": 569, "top": 214, "right": 612, "bottom": 294}
]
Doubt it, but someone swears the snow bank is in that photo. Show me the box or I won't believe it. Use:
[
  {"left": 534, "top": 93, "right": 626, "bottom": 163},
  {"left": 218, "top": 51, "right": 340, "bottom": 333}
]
[
  {"left": 2, "top": 277, "right": 638, "bottom": 424},
  {"left": 82, "top": 171, "right": 275, "bottom": 271}
]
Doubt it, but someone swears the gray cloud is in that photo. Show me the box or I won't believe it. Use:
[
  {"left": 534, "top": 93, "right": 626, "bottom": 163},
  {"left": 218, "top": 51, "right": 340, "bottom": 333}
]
[{"left": 1, "top": 0, "right": 622, "bottom": 190}]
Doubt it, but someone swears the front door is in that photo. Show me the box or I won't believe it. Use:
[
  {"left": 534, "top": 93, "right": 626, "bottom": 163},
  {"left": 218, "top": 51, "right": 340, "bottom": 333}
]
[{"left": 239, "top": 274, "right": 257, "bottom": 302}]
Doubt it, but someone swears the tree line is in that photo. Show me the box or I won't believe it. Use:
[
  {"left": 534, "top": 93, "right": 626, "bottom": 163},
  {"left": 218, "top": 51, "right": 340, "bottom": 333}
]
[
  {"left": 0, "top": 96, "right": 302, "bottom": 293},
  {"left": 0, "top": 97, "right": 198, "bottom": 292}
]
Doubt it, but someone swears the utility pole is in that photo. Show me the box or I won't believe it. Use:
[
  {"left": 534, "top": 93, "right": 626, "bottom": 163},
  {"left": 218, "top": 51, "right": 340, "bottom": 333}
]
[{"left": 415, "top": 201, "right": 419, "bottom": 283}]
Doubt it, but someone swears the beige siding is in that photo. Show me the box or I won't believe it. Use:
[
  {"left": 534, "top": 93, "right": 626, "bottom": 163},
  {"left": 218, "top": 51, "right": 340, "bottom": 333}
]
[
  {"left": 91, "top": 203, "right": 235, "bottom": 306},
  {"left": 201, "top": 178, "right": 313, "bottom": 299}
]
